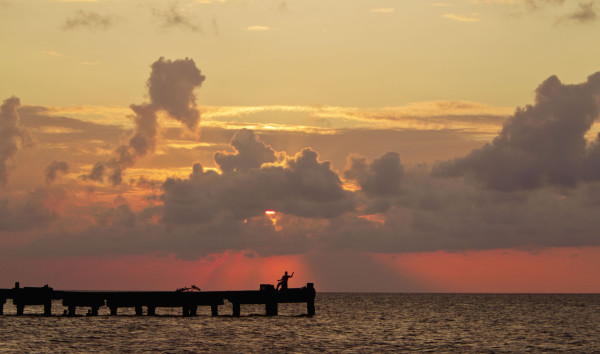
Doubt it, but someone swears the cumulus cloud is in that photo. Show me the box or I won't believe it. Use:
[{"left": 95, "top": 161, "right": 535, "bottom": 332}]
[
  {"left": 214, "top": 129, "right": 277, "bottom": 173},
  {"left": 162, "top": 131, "right": 354, "bottom": 225},
  {"left": 0, "top": 96, "right": 33, "bottom": 186},
  {"left": 345, "top": 152, "right": 404, "bottom": 196},
  {"left": 63, "top": 10, "right": 116, "bottom": 31},
  {"left": 433, "top": 72, "right": 600, "bottom": 191},
  {"left": 83, "top": 57, "right": 205, "bottom": 184},
  {"left": 45, "top": 160, "right": 69, "bottom": 184},
  {"left": 147, "top": 57, "right": 206, "bottom": 130}
]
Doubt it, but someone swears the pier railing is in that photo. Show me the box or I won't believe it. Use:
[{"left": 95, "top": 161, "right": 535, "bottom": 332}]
[{"left": 0, "top": 282, "right": 316, "bottom": 317}]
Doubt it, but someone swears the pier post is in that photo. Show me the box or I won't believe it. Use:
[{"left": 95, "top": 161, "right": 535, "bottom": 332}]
[
  {"left": 91, "top": 306, "right": 99, "bottom": 316},
  {"left": 16, "top": 304, "right": 24, "bottom": 316},
  {"left": 265, "top": 302, "right": 278, "bottom": 316},
  {"left": 307, "top": 299, "right": 315, "bottom": 316},
  {"left": 232, "top": 302, "right": 240, "bottom": 317},
  {"left": 147, "top": 306, "right": 156, "bottom": 316},
  {"left": 211, "top": 304, "right": 219, "bottom": 316},
  {"left": 110, "top": 306, "right": 118, "bottom": 316},
  {"left": 190, "top": 305, "right": 197, "bottom": 316},
  {"left": 182, "top": 306, "right": 190, "bottom": 317},
  {"left": 0, "top": 303, "right": 3, "bottom": 315},
  {"left": 44, "top": 301, "right": 52, "bottom": 316},
  {"left": 135, "top": 306, "right": 143, "bottom": 316},
  {"left": 68, "top": 305, "right": 76, "bottom": 316},
  {"left": 307, "top": 283, "right": 315, "bottom": 316}
]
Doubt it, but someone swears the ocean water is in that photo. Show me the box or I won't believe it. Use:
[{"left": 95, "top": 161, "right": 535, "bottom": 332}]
[{"left": 1, "top": 293, "right": 600, "bottom": 352}]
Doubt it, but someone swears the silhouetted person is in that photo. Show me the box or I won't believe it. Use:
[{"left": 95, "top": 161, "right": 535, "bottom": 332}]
[{"left": 276, "top": 271, "right": 294, "bottom": 291}]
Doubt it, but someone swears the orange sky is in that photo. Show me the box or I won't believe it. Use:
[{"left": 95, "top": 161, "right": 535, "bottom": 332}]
[{"left": 2, "top": 0, "right": 600, "bottom": 293}]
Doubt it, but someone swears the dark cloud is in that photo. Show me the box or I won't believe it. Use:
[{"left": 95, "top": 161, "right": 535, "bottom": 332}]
[
  {"left": 63, "top": 10, "right": 116, "bottom": 31},
  {"left": 147, "top": 57, "right": 206, "bottom": 130},
  {"left": 560, "top": 1, "right": 598, "bottom": 23},
  {"left": 503, "top": 0, "right": 599, "bottom": 24},
  {"left": 214, "top": 129, "right": 277, "bottom": 173},
  {"left": 162, "top": 132, "right": 354, "bottom": 225},
  {"left": 152, "top": 2, "right": 201, "bottom": 32},
  {"left": 45, "top": 160, "right": 69, "bottom": 184},
  {"left": 83, "top": 57, "right": 205, "bottom": 184},
  {"left": 345, "top": 152, "right": 404, "bottom": 196},
  {"left": 95, "top": 203, "right": 138, "bottom": 229},
  {"left": 0, "top": 188, "right": 60, "bottom": 231},
  {"left": 433, "top": 72, "right": 600, "bottom": 191},
  {"left": 0, "top": 97, "right": 33, "bottom": 186}
]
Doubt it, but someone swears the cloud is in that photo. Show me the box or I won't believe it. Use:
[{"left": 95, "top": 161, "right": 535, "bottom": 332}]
[
  {"left": 83, "top": 57, "right": 205, "bottom": 184},
  {"left": 45, "top": 160, "right": 69, "bottom": 184},
  {"left": 41, "top": 50, "right": 64, "bottom": 57},
  {"left": 0, "top": 188, "right": 60, "bottom": 231},
  {"left": 0, "top": 97, "right": 33, "bottom": 187},
  {"left": 433, "top": 72, "right": 600, "bottom": 191},
  {"left": 477, "top": 0, "right": 600, "bottom": 24},
  {"left": 558, "top": 1, "right": 598, "bottom": 23},
  {"left": 370, "top": 8, "right": 395, "bottom": 13},
  {"left": 214, "top": 129, "right": 277, "bottom": 173},
  {"left": 345, "top": 152, "right": 404, "bottom": 197},
  {"left": 246, "top": 25, "right": 275, "bottom": 31},
  {"left": 62, "top": 10, "right": 116, "bottom": 31},
  {"left": 443, "top": 13, "right": 480, "bottom": 22},
  {"left": 152, "top": 2, "right": 201, "bottom": 32},
  {"left": 147, "top": 57, "right": 206, "bottom": 131},
  {"left": 162, "top": 130, "right": 354, "bottom": 225}
]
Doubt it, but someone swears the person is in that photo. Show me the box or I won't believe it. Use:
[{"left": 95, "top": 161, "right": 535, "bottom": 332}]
[{"left": 276, "top": 271, "right": 294, "bottom": 291}]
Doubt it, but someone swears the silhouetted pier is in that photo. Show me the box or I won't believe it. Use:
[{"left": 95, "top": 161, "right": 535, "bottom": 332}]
[{"left": 0, "top": 282, "right": 316, "bottom": 317}]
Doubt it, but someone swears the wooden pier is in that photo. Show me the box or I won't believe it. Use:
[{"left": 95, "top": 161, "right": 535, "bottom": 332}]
[{"left": 0, "top": 282, "right": 316, "bottom": 317}]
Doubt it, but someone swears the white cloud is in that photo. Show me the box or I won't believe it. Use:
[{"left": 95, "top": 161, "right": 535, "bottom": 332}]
[
  {"left": 246, "top": 25, "right": 275, "bottom": 31},
  {"left": 41, "top": 50, "right": 64, "bottom": 57},
  {"left": 370, "top": 8, "right": 395, "bottom": 13}
]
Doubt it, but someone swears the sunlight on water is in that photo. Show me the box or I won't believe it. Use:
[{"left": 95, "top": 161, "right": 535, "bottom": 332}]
[{"left": 1, "top": 294, "right": 600, "bottom": 352}]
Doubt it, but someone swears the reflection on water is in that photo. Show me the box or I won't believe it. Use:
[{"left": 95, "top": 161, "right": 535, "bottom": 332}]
[{"left": 1, "top": 293, "right": 600, "bottom": 352}]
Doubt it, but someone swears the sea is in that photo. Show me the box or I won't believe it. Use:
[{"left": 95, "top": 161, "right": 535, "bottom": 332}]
[{"left": 1, "top": 293, "right": 600, "bottom": 352}]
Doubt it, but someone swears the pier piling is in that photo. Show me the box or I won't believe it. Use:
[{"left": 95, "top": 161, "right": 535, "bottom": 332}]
[
  {"left": 211, "top": 304, "right": 218, "bottom": 316},
  {"left": 232, "top": 302, "right": 241, "bottom": 317},
  {"left": 266, "top": 302, "right": 278, "bottom": 316}
]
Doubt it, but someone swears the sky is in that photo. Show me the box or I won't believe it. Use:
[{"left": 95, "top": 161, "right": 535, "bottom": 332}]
[{"left": 1, "top": 0, "right": 600, "bottom": 292}]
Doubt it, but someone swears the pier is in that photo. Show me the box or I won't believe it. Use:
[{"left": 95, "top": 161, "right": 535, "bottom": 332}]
[{"left": 0, "top": 282, "right": 316, "bottom": 317}]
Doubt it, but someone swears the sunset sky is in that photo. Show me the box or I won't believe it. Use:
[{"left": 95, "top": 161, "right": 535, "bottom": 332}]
[{"left": 2, "top": 0, "right": 600, "bottom": 292}]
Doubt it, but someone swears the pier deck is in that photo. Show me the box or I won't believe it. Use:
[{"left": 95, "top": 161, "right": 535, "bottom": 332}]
[{"left": 0, "top": 283, "right": 316, "bottom": 317}]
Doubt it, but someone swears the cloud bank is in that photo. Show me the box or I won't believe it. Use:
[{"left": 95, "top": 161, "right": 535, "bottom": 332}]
[{"left": 4, "top": 66, "right": 600, "bottom": 263}]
